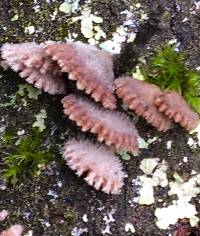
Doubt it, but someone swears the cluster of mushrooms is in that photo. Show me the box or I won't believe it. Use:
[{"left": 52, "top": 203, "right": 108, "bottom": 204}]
[{"left": 1, "top": 41, "right": 199, "bottom": 194}]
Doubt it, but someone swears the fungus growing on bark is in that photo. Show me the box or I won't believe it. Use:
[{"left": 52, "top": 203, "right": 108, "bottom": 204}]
[
  {"left": 61, "top": 94, "right": 139, "bottom": 152},
  {"left": 1, "top": 42, "right": 66, "bottom": 95},
  {"left": 62, "top": 139, "right": 125, "bottom": 194},
  {"left": 115, "top": 77, "right": 172, "bottom": 132},
  {"left": 45, "top": 41, "right": 116, "bottom": 109},
  {"left": 154, "top": 91, "right": 200, "bottom": 132}
]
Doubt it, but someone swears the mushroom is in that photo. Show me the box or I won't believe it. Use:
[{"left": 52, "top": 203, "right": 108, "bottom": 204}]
[
  {"left": 45, "top": 41, "right": 116, "bottom": 109},
  {"left": 61, "top": 94, "right": 139, "bottom": 152},
  {"left": 115, "top": 77, "right": 172, "bottom": 132},
  {"left": 62, "top": 139, "right": 125, "bottom": 194}
]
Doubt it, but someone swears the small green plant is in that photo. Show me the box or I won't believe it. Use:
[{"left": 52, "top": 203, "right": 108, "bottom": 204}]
[
  {"left": 2, "top": 129, "right": 52, "bottom": 186},
  {"left": 142, "top": 45, "right": 200, "bottom": 113}
]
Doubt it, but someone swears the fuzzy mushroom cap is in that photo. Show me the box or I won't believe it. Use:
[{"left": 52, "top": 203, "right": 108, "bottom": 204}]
[
  {"left": 61, "top": 94, "right": 139, "bottom": 152},
  {"left": 1, "top": 42, "right": 66, "bottom": 95},
  {"left": 154, "top": 91, "right": 200, "bottom": 132},
  {"left": 115, "top": 77, "right": 172, "bottom": 132},
  {"left": 62, "top": 140, "right": 125, "bottom": 194},
  {"left": 45, "top": 41, "right": 117, "bottom": 109}
]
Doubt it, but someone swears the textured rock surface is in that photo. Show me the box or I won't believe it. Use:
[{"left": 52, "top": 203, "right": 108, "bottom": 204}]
[{"left": 0, "top": 0, "right": 200, "bottom": 235}]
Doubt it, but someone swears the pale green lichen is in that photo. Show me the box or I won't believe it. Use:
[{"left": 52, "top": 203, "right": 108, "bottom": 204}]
[
  {"left": 11, "top": 14, "right": 19, "bottom": 21},
  {"left": 138, "top": 137, "right": 149, "bottom": 149},
  {"left": 18, "top": 84, "right": 41, "bottom": 100},
  {"left": 168, "top": 173, "right": 200, "bottom": 202},
  {"left": 154, "top": 172, "right": 200, "bottom": 229},
  {"left": 139, "top": 158, "right": 160, "bottom": 175},
  {"left": 117, "top": 150, "right": 131, "bottom": 161},
  {"left": 71, "top": 5, "right": 105, "bottom": 44},
  {"left": 136, "top": 161, "right": 168, "bottom": 205},
  {"left": 59, "top": 0, "right": 80, "bottom": 15},
  {"left": 0, "top": 94, "right": 17, "bottom": 108},
  {"left": 32, "top": 109, "right": 47, "bottom": 132},
  {"left": 138, "top": 176, "right": 155, "bottom": 205},
  {"left": 131, "top": 66, "right": 145, "bottom": 81}
]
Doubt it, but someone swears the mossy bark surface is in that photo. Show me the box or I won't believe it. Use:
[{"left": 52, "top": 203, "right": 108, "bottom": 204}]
[{"left": 0, "top": 0, "right": 200, "bottom": 235}]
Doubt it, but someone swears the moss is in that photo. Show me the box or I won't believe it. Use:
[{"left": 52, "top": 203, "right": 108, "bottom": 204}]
[
  {"left": 1, "top": 128, "right": 53, "bottom": 186},
  {"left": 141, "top": 44, "right": 200, "bottom": 113}
]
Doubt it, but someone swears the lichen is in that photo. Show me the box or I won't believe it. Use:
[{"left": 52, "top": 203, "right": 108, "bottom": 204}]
[{"left": 32, "top": 109, "right": 47, "bottom": 132}]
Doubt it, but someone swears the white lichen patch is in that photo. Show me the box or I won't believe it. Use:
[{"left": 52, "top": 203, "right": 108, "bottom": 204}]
[
  {"left": 155, "top": 200, "right": 198, "bottom": 230},
  {"left": 139, "top": 158, "right": 160, "bottom": 175},
  {"left": 17, "top": 129, "right": 25, "bottom": 136},
  {"left": 125, "top": 223, "right": 136, "bottom": 233},
  {"left": 137, "top": 136, "right": 158, "bottom": 150},
  {"left": 32, "top": 109, "right": 47, "bottom": 132},
  {"left": 25, "top": 26, "right": 35, "bottom": 34},
  {"left": 134, "top": 160, "right": 168, "bottom": 205},
  {"left": 138, "top": 176, "right": 155, "bottom": 205},
  {"left": 100, "top": 40, "right": 121, "bottom": 54},
  {"left": 100, "top": 7, "right": 143, "bottom": 54},
  {"left": 152, "top": 161, "right": 168, "bottom": 188},
  {"left": 100, "top": 25, "right": 136, "bottom": 54},
  {"left": 168, "top": 173, "right": 200, "bottom": 202},
  {"left": 72, "top": 6, "right": 105, "bottom": 43},
  {"left": 187, "top": 137, "right": 197, "bottom": 148},
  {"left": 194, "top": 0, "right": 200, "bottom": 10},
  {"left": 166, "top": 140, "right": 172, "bottom": 149},
  {"left": 155, "top": 172, "right": 200, "bottom": 229},
  {"left": 71, "top": 227, "right": 88, "bottom": 236},
  {"left": 50, "top": 10, "right": 58, "bottom": 20},
  {"left": 82, "top": 214, "right": 88, "bottom": 223},
  {"left": 147, "top": 137, "right": 158, "bottom": 144},
  {"left": 101, "top": 209, "right": 116, "bottom": 235}
]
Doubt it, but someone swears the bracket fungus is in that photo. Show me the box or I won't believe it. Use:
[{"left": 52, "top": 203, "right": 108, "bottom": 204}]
[
  {"left": 115, "top": 77, "right": 172, "bottom": 132},
  {"left": 61, "top": 94, "right": 139, "bottom": 152},
  {"left": 2, "top": 40, "right": 199, "bottom": 196},
  {"left": 62, "top": 140, "right": 125, "bottom": 194},
  {"left": 45, "top": 41, "right": 117, "bottom": 109},
  {"left": 154, "top": 91, "right": 200, "bottom": 132},
  {"left": 1, "top": 42, "right": 66, "bottom": 95}
]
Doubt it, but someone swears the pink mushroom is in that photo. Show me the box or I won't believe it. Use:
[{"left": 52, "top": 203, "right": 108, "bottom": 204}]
[
  {"left": 61, "top": 94, "right": 139, "bottom": 152},
  {"left": 62, "top": 139, "right": 125, "bottom": 194},
  {"left": 45, "top": 42, "right": 116, "bottom": 109}
]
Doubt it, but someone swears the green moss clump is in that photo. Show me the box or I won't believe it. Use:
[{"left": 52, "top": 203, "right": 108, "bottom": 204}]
[
  {"left": 142, "top": 45, "right": 200, "bottom": 113},
  {"left": 2, "top": 129, "right": 52, "bottom": 186}
]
